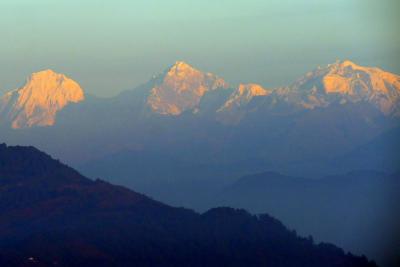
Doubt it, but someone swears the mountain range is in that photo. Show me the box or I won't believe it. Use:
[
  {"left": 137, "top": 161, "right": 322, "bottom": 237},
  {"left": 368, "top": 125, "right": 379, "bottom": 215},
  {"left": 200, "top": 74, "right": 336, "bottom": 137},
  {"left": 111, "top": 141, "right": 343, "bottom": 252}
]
[
  {"left": 0, "top": 60, "right": 399, "bottom": 266},
  {"left": 1, "top": 60, "right": 399, "bottom": 129},
  {"left": 0, "top": 60, "right": 397, "bottom": 179},
  {"left": 0, "top": 143, "right": 379, "bottom": 267}
]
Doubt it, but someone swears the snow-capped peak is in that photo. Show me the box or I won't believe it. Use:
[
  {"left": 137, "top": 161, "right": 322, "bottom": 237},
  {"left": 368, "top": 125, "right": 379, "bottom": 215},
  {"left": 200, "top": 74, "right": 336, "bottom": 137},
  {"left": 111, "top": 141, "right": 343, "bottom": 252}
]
[
  {"left": 0, "top": 69, "right": 85, "bottom": 128},
  {"left": 278, "top": 60, "right": 400, "bottom": 115},
  {"left": 147, "top": 61, "right": 228, "bottom": 115}
]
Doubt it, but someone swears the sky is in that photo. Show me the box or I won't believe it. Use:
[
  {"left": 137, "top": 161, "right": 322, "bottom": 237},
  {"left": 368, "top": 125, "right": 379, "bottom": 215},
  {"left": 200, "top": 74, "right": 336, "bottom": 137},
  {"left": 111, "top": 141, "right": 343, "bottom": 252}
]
[{"left": 0, "top": 0, "right": 399, "bottom": 97}]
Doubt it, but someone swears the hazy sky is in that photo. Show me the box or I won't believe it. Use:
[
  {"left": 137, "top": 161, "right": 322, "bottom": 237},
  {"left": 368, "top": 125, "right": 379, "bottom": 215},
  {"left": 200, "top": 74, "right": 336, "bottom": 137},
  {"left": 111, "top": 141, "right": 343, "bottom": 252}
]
[{"left": 0, "top": 0, "right": 399, "bottom": 96}]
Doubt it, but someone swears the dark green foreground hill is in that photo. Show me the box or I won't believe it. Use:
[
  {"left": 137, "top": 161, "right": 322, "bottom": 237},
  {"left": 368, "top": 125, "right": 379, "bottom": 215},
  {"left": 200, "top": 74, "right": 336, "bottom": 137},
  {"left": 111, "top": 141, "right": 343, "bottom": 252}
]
[{"left": 0, "top": 144, "right": 377, "bottom": 267}]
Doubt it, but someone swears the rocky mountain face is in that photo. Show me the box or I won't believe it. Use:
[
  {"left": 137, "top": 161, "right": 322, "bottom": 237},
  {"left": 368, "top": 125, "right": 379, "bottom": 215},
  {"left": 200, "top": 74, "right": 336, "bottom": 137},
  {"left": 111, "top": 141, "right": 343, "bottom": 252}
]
[
  {"left": 0, "top": 70, "right": 84, "bottom": 129},
  {"left": 0, "top": 143, "right": 378, "bottom": 267},
  {"left": 216, "top": 83, "right": 271, "bottom": 124},
  {"left": 220, "top": 83, "right": 271, "bottom": 110}
]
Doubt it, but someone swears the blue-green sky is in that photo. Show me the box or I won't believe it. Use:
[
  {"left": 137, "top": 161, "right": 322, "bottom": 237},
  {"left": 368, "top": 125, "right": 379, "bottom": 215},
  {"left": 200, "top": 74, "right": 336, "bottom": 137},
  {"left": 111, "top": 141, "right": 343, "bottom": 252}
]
[{"left": 1, "top": 0, "right": 399, "bottom": 96}]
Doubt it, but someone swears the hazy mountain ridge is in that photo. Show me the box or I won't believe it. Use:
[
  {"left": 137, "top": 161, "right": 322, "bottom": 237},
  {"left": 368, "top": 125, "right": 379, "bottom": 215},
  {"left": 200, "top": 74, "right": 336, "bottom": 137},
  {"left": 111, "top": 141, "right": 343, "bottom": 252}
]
[
  {"left": 213, "top": 170, "right": 400, "bottom": 267},
  {"left": 0, "top": 143, "right": 377, "bottom": 267}
]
